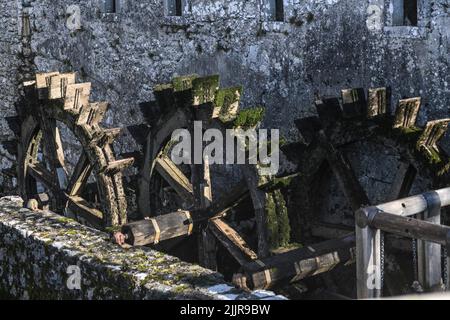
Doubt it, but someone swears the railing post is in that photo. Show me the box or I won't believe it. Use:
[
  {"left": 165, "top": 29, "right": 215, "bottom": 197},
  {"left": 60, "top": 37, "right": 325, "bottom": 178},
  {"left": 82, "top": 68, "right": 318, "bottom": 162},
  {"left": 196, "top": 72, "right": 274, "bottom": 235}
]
[
  {"left": 417, "top": 191, "right": 443, "bottom": 291},
  {"left": 356, "top": 208, "right": 382, "bottom": 299}
]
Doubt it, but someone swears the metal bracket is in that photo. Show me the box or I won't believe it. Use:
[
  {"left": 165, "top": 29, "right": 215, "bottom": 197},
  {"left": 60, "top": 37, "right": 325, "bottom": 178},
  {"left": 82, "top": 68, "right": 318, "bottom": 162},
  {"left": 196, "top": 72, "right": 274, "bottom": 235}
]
[
  {"left": 355, "top": 207, "right": 380, "bottom": 229},
  {"left": 423, "top": 191, "right": 441, "bottom": 218}
]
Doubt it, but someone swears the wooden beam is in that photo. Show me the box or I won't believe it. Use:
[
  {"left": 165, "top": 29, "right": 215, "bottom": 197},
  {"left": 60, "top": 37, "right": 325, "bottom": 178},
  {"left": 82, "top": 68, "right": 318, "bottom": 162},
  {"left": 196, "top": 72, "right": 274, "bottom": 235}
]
[
  {"left": 243, "top": 164, "right": 270, "bottom": 258},
  {"left": 373, "top": 188, "right": 450, "bottom": 217},
  {"left": 356, "top": 208, "right": 382, "bottom": 299},
  {"left": 318, "top": 130, "right": 370, "bottom": 211},
  {"left": 234, "top": 235, "right": 356, "bottom": 290},
  {"left": 27, "top": 162, "right": 59, "bottom": 194},
  {"left": 209, "top": 218, "right": 258, "bottom": 265},
  {"left": 155, "top": 155, "right": 195, "bottom": 208},
  {"left": 68, "top": 196, "right": 103, "bottom": 228},
  {"left": 356, "top": 209, "right": 450, "bottom": 247},
  {"left": 66, "top": 152, "right": 92, "bottom": 196},
  {"left": 121, "top": 211, "right": 193, "bottom": 246}
]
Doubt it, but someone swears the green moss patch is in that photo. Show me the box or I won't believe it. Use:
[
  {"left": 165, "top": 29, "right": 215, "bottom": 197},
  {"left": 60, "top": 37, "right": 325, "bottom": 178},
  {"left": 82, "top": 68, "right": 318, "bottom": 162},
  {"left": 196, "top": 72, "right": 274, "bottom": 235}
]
[
  {"left": 265, "top": 190, "right": 291, "bottom": 250},
  {"left": 233, "top": 106, "right": 265, "bottom": 129}
]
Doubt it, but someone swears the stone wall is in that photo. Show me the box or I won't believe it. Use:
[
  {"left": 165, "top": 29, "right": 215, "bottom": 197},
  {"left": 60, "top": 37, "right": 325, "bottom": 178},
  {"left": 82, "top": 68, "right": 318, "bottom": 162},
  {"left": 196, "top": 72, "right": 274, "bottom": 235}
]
[
  {"left": 0, "top": 196, "right": 285, "bottom": 300},
  {"left": 0, "top": 0, "right": 21, "bottom": 194},
  {"left": 0, "top": 0, "right": 449, "bottom": 189}
]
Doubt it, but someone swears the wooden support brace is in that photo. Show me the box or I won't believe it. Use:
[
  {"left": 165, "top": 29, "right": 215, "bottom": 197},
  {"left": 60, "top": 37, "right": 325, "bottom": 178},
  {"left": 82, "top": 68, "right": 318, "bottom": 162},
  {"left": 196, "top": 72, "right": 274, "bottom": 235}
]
[
  {"left": 355, "top": 207, "right": 382, "bottom": 299},
  {"left": 209, "top": 218, "right": 258, "bottom": 266},
  {"left": 417, "top": 191, "right": 443, "bottom": 291}
]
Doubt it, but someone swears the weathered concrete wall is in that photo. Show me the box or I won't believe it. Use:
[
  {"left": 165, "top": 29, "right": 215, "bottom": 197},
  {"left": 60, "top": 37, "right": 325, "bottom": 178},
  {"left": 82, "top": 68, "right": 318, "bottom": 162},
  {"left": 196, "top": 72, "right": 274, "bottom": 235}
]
[
  {"left": 0, "top": 0, "right": 449, "bottom": 189},
  {"left": 0, "top": 196, "right": 285, "bottom": 300}
]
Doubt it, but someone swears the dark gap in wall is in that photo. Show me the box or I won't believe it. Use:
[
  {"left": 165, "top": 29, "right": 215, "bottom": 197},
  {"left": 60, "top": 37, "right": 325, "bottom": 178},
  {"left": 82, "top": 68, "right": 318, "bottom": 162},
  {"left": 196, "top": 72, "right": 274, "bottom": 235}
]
[
  {"left": 175, "top": 0, "right": 183, "bottom": 16},
  {"left": 105, "top": 0, "right": 117, "bottom": 14},
  {"left": 404, "top": 0, "right": 418, "bottom": 26},
  {"left": 275, "top": 0, "right": 284, "bottom": 22}
]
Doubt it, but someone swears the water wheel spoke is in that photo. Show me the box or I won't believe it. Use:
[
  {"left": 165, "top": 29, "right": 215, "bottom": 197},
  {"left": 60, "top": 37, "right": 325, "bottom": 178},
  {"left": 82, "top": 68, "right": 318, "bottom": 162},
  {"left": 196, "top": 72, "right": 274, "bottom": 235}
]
[
  {"left": 154, "top": 155, "right": 195, "bottom": 208},
  {"left": 27, "top": 162, "right": 62, "bottom": 196},
  {"left": 66, "top": 152, "right": 92, "bottom": 196},
  {"left": 67, "top": 196, "right": 103, "bottom": 229},
  {"left": 208, "top": 179, "right": 249, "bottom": 219},
  {"left": 387, "top": 162, "right": 417, "bottom": 201},
  {"left": 318, "top": 130, "right": 370, "bottom": 211},
  {"left": 209, "top": 218, "right": 258, "bottom": 266},
  {"left": 41, "top": 119, "right": 68, "bottom": 189}
]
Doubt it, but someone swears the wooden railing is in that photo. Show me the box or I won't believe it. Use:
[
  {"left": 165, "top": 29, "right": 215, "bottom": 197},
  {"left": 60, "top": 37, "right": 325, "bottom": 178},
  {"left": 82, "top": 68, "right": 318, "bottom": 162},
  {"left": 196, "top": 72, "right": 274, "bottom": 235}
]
[{"left": 356, "top": 187, "right": 450, "bottom": 299}]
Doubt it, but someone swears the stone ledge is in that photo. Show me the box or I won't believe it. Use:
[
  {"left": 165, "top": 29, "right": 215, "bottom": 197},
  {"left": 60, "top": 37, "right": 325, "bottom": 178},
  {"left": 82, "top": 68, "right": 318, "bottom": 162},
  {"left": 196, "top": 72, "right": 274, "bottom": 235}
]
[{"left": 0, "top": 196, "right": 286, "bottom": 300}]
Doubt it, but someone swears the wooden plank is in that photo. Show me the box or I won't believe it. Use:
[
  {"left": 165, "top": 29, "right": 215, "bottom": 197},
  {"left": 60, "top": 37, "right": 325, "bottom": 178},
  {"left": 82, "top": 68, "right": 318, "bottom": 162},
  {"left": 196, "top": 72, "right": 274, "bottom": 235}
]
[
  {"left": 77, "top": 102, "right": 107, "bottom": 126},
  {"left": 36, "top": 72, "right": 59, "bottom": 89},
  {"left": 417, "top": 119, "right": 450, "bottom": 158},
  {"left": 48, "top": 73, "right": 76, "bottom": 99},
  {"left": 155, "top": 155, "right": 195, "bottom": 207},
  {"left": 64, "top": 83, "right": 91, "bottom": 111},
  {"left": 209, "top": 218, "right": 258, "bottom": 264},
  {"left": 367, "top": 87, "right": 388, "bottom": 118},
  {"left": 393, "top": 97, "right": 421, "bottom": 129}
]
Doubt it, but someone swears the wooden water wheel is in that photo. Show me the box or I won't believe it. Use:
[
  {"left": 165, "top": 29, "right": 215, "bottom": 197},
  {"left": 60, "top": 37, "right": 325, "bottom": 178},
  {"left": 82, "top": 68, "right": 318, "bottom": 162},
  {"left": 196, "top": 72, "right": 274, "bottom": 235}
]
[
  {"left": 17, "top": 72, "right": 134, "bottom": 230},
  {"left": 283, "top": 87, "right": 450, "bottom": 296},
  {"left": 134, "top": 74, "right": 290, "bottom": 275}
]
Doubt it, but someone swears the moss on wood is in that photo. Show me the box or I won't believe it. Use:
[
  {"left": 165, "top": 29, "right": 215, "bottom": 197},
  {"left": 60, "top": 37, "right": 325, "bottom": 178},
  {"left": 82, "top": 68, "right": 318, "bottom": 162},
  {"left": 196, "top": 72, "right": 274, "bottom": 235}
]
[
  {"left": 265, "top": 190, "right": 291, "bottom": 250},
  {"left": 233, "top": 106, "right": 265, "bottom": 129}
]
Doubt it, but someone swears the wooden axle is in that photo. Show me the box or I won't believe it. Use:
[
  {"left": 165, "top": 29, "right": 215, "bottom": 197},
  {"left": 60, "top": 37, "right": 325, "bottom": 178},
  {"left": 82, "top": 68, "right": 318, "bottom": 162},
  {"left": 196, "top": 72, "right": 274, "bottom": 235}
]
[
  {"left": 233, "top": 235, "right": 356, "bottom": 290},
  {"left": 121, "top": 211, "right": 194, "bottom": 246}
]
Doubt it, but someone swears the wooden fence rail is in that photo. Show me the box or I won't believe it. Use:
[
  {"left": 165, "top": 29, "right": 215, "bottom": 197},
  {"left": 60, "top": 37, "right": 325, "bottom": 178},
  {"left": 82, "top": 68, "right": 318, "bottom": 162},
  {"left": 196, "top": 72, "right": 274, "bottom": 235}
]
[{"left": 356, "top": 187, "right": 450, "bottom": 299}]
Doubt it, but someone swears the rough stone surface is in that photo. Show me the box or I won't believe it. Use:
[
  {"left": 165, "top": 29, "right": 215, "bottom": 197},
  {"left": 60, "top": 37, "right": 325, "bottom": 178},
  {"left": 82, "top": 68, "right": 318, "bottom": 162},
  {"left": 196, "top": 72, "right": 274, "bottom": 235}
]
[
  {"left": 1, "top": 0, "right": 449, "bottom": 195},
  {"left": 0, "top": 196, "right": 286, "bottom": 300}
]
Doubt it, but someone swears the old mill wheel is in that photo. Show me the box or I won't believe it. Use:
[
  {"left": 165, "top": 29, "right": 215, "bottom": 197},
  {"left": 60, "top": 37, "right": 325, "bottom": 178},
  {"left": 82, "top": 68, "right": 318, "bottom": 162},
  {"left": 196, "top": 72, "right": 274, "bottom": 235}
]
[
  {"left": 137, "top": 74, "right": 290, "bottom": 276},
  {"left": 285, "top": 87, "right": 450, "bottom": 297},
  {"left": 17, "top": 72, "right": 134, "bottom": 230}
]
